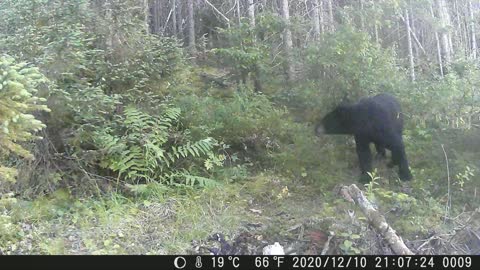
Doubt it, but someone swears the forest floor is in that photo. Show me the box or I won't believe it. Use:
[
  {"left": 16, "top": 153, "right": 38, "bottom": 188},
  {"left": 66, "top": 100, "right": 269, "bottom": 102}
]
[
  {"left": 3, "top": 148, "right": 479, "bottom": 255},
  {"left": 2, "top": 106, "right": 480, "bottom": 255}
]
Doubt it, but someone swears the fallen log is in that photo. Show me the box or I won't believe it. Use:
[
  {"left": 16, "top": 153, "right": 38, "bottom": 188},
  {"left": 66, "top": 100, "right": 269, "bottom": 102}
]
[{"left": 341, "top": 184, "right": 414, "bottom": 255}]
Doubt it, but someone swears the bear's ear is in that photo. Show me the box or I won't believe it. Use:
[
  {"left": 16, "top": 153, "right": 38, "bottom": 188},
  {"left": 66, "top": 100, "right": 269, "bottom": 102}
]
[{"left": 340, "top": 94, "right": 350, "bottom": 104}]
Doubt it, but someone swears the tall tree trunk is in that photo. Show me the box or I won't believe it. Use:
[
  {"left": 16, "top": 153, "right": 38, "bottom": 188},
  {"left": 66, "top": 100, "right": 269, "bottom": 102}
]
[
  {"left": 436, "top": 0, "right": 452, "bottom": 66},
  {"left": 405, "top": 8, "right": 415, "bottom": 82},
  {"left": 176, "top": 0, "right": 184, "bottom": 41},
  {"left": 187, "top": 0, "right": 196, "bottom": 53},
  {"left": 463, "top": 3, "right": 470, "bottom": 57},
  {"left": 105, "top": 0, "right": 113, "bottom": 50},
  {"left": 150, "top": 0, "right": 158, "bottom": 34},
  {"left": 410, "top": 8, "right": 418, "bottom": 58},
  {"left": 144, "top": 0, "right": 150, "bottom": 34},
  {"left": 281, "top": 0, "right": 295, "bottom": 82},
  {"left": 468, "top": 0, "right": 477, "bottom": 59},
  {"left": 359, "top": 0, "right": 365, "bottom": 31},
  {"left": 453, "top": 0, "right": 464, "bottom": 55},
  {"left": 172, "top": 0, "right": 177, "bottom": 37},
  {"left": 373, "top": 0, "right": 379, "bottom": 43},
  {"left": 312, "top": 0, "right": 321, "bottom": 40},
  {"left": 248, "top": 0, "right": 255, "bottom": 28},
  {"left": 327, "top": 0, "right": 334, "bottom": 32},
  {"left": 236, "top": 0, "right": 241, "bottom": 26},
  {"left": 319, "top": 0, "right": 324, "bottom": 36},
  {"left": 431, "top": 5, "right": 444, "bottom": 77},
  {"left": 248, "top": 0, "right": 261, "bottom": 92}
]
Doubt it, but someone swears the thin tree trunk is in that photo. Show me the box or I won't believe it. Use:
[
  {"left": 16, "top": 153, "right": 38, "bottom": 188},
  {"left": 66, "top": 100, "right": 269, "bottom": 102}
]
[
  {"left": 431, "top": 5, "right": 444, "bottom": 77},
  {"left": 187, "top": 0, "right": 196, "bottom": 53},
  {"left": 312, "top": 0, "right": 321, "bottom": 40},
  {"left": 359, "top": 0, "right": 364, "bottom": 31},
  {"left": 319, "top": 0, "right": 324, "bottom": 36},
  {"left": 463, "top": 4, "right": 470, "bottom": 57},
  {"left": 468, "top": 0, "right": 477, "bottom": 59},
  {"left": 281, "top": 0, "right": 295, "bottom": 82},
  {"left": 248, "top": 0, "right": 261, "bottom": 92},
  {"left": 405, "top": 8, "right": 415, "bottom": 82},
  {"left": 172, "top": 0, "right": 177, "bottom": 37},
  {"left": 399, "top": 13, "right": 427, "bottom": 56},
  {"left": 204, "top": 0, "right": 230, "bottom": 27},
  {"left": 410, "top": 8, "right": 418, "bottom": 58}
]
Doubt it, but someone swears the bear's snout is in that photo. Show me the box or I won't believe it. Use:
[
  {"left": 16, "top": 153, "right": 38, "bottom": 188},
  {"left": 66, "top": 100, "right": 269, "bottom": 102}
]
[{"left": 315, "top": 124, "right": 325, "bottom": 136}]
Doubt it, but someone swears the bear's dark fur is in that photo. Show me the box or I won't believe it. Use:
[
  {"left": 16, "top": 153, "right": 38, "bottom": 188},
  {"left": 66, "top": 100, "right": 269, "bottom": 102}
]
[{"left": 315, "top": 93, "right": 412, "bottom": 182}]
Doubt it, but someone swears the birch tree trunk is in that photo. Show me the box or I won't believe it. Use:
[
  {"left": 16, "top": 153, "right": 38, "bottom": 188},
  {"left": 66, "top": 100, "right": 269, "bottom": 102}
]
[
  {"left": 248, "top": 0, "right": 262, "bottom": 92},
  {"left": 373, "top": 0, "right": 379, "bottom": 43},
  {"left": 187, "top": 0, "right": 196, "bottom": 53},
  {"left": 410, "top": 8, "right": 418, "bottom": 58},
  {"left": 359, "top": 0, "right": 365, "bottom": 31},
  {"left": 436, "top": 0, "right": 452, "bottom": 66},
  {"left": 248, "top": 0, "right": 255, "bottom": 28},
  {"left": 319, "top": 0, "right": 324, "bottom": 36},
  {"left": 431, "top": 5, "right": 444, "bottom": 77},
  {"left": 281, "top": 0, "right": 295, "bottom": 82},
  {"left": 105, "top": 0, "right": 113, "bottom": 50},
  {"left": 405, "top": 9, "right": 415, "bottom": 82},
  {"left": 144, "top": 0, "right": 150, "bottom": 34},
  {"left": 312, "top": 0, "right": 321, "bottom": 40},
  {"left": 327, "top": 0, "right": 334, "bottom": 32},
  {"left": 176, "top": 0, "right": 184, "bottom": 41},
  {"left": 468, "top": 0, "right": 477, "bottom": 59},
  {"left": 172, "top": 0, "right": 177, "bottom": 38},
  {"left": 236, "top": 0, "right": 241, "bottom": 26}
]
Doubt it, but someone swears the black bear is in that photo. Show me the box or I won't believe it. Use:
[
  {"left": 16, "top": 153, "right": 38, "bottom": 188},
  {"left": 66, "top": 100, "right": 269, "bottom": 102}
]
[{"left": 315, "top": 93, "right": 412, "bottom": 182}]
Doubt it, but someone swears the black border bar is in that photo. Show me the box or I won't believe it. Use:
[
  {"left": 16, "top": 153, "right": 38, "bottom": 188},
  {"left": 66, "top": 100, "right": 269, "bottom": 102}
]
[{"left": 0, "top": 255, "right": 477, "bottom": 270}]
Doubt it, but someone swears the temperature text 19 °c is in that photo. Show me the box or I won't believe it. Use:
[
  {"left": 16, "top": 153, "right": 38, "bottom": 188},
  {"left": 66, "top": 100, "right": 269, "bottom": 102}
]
[{"left": 212, "top": 256, "right": 241, "bottom": 268}]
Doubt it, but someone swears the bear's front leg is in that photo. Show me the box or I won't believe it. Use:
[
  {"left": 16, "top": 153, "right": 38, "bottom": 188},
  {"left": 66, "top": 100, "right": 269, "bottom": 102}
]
[
  {"left": 390, "top": 135, "right": 413, "bottom": 181},
  {"left": 355, "top": 136, "right": 373, "bottom": 183}
]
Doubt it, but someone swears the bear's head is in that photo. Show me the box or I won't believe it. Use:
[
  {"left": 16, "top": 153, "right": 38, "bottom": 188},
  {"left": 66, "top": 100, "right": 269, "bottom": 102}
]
[{"left": 315, "top": 104, "right": 355, "bottom": 135}]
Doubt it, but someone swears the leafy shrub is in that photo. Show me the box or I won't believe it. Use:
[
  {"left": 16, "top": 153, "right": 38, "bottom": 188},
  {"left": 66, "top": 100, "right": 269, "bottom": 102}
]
[
  {"left": 176, "top": 89, "right": 288, "bottom": 164},
  {"left": 304, "top": 25, "right": 403, "bottom": 100},
  {"left": 404, "top": 60, "right": 480, "bottom": 131},
  {"left": 0, "top": 0, "right": 186, "bottom": 192},
  {"left": 211, "top": 13, "right": 284, "bottom": 88}
]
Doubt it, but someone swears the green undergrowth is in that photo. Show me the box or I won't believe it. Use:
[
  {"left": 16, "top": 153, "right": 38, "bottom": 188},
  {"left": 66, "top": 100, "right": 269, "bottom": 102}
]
[
  {"left": 0, "top": 184, "right": 250, "bottom": 254},
  {"left": 2, "top": 145, "right": 475, "bottom": 255}
]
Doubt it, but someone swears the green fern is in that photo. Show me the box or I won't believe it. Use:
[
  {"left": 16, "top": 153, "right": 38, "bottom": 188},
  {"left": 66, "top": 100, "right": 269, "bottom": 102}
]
[{"left": 93, "top": 106, "right": 221, "bottom": 186}]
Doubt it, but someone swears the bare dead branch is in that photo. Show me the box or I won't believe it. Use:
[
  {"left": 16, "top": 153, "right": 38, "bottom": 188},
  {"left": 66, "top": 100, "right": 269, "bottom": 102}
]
[{"left": 343, "top": 184, "right": 415, "bottom": 255}]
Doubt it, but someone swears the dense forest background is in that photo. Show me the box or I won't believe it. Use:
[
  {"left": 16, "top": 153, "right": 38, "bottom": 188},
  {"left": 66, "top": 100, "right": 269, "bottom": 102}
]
[{"left": 0, "top": 0, "right": 479, "bottom": 255}]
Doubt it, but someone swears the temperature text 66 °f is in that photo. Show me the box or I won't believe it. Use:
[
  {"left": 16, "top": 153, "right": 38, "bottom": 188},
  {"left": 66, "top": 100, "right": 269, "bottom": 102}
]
[{"left": 255, "top": 256, "right": 286, "bottom": 268}]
